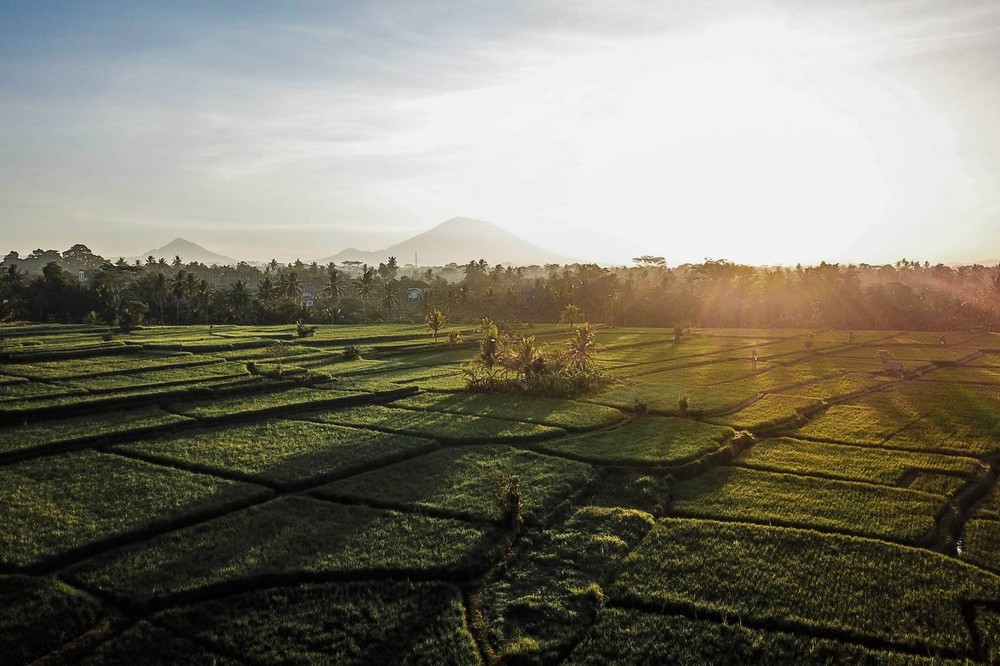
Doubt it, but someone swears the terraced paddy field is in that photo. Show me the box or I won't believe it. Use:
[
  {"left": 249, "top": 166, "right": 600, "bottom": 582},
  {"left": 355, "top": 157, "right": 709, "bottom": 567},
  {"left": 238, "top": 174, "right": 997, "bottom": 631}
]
[{"left": 1, "top": 323, "right": 999, "bottom": 664}]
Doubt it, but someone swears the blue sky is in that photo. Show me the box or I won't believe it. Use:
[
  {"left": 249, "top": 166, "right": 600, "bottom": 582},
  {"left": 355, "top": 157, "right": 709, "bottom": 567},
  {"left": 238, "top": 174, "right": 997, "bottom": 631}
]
[{"left": 3, "top": 1, "right": 1000, "bottom": 265}]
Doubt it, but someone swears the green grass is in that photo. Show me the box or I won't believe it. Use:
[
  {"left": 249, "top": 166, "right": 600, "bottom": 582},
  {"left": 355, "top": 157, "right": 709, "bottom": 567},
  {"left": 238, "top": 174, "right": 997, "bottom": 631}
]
[
  {"left": 974, "top": 485, "right": 1000, "bottom": 520},
  {"left": 0, "top": 450, "right": 270, "bottom": 570},
  {"left": 794, "top": 400, "right": 918, "bottom": 445},
  {"left": 114, "top": 420, "right": 436, "bottom": 490},
  {"left": 0, "top": 574, "right": 107, "bottom": 665},
  {"left": 170, "top": 386, "right": 377, "bottom": 420},
  {"left": 79, "top": 621, "right": 239, "bottom": 665},
  {"left": 66, "top": 496, "right": 500, "bottom": 606},
  {"left": 670, "top": 466, "right": 942, "bottom": 543},
  {"left": 142, "top": 582, "right": 480, "bottom": 666},
  {"left": 885, "top": 417, "right": 1000, "bottom": 456},
  {"left": 921, "top": 366, "right": 1000, "bottom": 384},
  {"left": 961, "top": 519, "right": 1000, "bottom": 573},
  {"left": 314, "top": 445, "right": 595, "bottom": 523},
  {"left": 735, "top": 437, "right": 985, "bottom": 488},
  {"left": 565, "top": 608, "right": 956, "bottom": 665},
  {"left": 0, "top": 380, "right": 83, "bottom": 403},
  {"left": 390, "top": 392, "right": 625, "bottom": 431},
  {"left": 480, "top": 506, "right": 654, "bottom": 664},
  {"left": 905, "top": 472, "right": 969, "bottom": 496},
  {"left": 708, "top": 394, "right": 822, "bottom": 430},
  {"left": 1, "top": 353, "right": 220, "bottom": 381},
  {"left": 531, "top": 417, "right": 734, "bottom": 466},
  {"left": 0, "top": 406, "right": 194, "bottom": 456},
  {"left": 0, "top": 376, "right": 276, "bottom": 418},
  {"left": 300, "top": 404, "right": 565, "bottom": 444},
  {"left": 611, "top": 518, "right": 1000, "bottom": 655}
]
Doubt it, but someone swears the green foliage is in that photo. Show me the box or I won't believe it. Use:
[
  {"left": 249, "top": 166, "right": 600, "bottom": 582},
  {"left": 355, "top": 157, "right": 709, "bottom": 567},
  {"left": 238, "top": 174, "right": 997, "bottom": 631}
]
[
  {"left": 294, "top": 320, "right": 315, "bottom": 338},
  {"left": 425, "top": 307, "right": 446, "bottom": 341},
  {"left": 531, "top": 417, "right": 734, "bottom": 466},
  {"left": 301, "top": 403, "right": 564, "bottom": 444},
  {"left": 0, "top": 405, "right": 194, "bottom": 456},
  {"left": 611, "top": 518, "right": 1000, "bottom": 655},
  {"left": 170, "top": 387, "right": 374, "bottom": 420},
  {"left": 482, "top": 506, "right": 655, "bottom": 664},
  {"left": 735, "top": 437, "right": 985, "bottom": 488},
  {"left": 962, "top": 519, "right": 1000, "bottom": 573},
  {"left": 566, "top": 608, "right": 950, "bottom": 665},
  {"left": 0, "top": 450, "right": 268, "bottom": 569},
  {"left": 708, "top": 394, "right": 822, "bottom": 431},
  {"left": 671, "top": 466, "right": 942, "bottom": 543},
  {"left": 67, "top": 497, "right": 500, "bottom": 605},
  {"left": 390, "top": 392, "right": 625, "bottom": 432},
  {"left": 341, "top": 344, "right": 362, "bottom": 360},
  {"left": 0, "top": 575, "right": 106, "bottom": 665},
  {"left": 116, "top": 420, "right": 436, "bottom": 490},
  {"left": 316, "top": 446, "right": 594, "bottom": 524},
  {"left": 463, "top": 322, "right": 608, "bottom": 397},
  {"left": 80, "top": 620, "right": 239, "bottom": 665},
  {"left": 148, "top": 582, "right": 480, "bottom": 666}
]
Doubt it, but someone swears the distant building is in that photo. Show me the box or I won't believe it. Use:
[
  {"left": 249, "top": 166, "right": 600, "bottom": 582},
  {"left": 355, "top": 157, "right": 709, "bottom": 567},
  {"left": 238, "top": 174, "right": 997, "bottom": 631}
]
[
  {"left": 302, "top": 291, "right": 315, "bottom": 307},
  {"left": 407, "top": 288, "right": 423, "bottom": 301}
]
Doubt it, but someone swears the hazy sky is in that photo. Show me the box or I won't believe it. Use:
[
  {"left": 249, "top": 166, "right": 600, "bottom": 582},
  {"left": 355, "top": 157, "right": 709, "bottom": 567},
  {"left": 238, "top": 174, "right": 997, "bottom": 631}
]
[{"left": 2, "top": 1, "right": 1000, "bottom": 265}]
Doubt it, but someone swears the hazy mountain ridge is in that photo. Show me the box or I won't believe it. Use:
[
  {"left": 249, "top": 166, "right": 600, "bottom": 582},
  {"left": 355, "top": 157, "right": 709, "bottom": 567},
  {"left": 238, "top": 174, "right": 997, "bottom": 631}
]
[
  {"left": 316, "top": 217, "right": 575, "bottom": 266},
  {"left": 139, "top": 238, "right": 237, "bottom": 266}
]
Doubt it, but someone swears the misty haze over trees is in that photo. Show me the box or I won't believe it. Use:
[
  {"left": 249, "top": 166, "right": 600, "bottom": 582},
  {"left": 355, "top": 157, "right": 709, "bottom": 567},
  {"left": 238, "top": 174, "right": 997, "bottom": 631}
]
[{"left": 2, "top": 244, "right": 1000, "bottom": 332}]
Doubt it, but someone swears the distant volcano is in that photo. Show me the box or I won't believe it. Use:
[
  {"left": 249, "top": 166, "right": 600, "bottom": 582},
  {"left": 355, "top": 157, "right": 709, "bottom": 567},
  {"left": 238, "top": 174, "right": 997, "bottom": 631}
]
[
  {"left": 316, "top": 217, "right": 575, "bottom": 266},
  {"left": 140, "top": 238, "right": 237, "bottom": 266}
]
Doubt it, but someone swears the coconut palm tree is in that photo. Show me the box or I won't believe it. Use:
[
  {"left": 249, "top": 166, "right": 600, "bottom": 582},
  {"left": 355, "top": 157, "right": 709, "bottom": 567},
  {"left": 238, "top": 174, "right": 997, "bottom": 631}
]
[
  {"left": 279, "top": 271, "right": 303, "bottom": 303},
  {"left": 228, "top": 280, "right": 251, "bottom": 323},
  {"left": 378, "top": 278, "right": 400, "bottom": 319},
  {"left": 170, "top": 269, "right": 187, "bottom": 324},
  {"left": 194, "top": 279, "right": 213, "bottom": 325},
  {"left": 354, "top": 265, "right": 377, "bottom": 319}
]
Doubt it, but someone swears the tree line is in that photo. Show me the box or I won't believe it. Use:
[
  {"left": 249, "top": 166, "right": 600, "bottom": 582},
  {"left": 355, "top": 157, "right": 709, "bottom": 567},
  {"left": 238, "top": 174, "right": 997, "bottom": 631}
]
[{"left": 2, "top": 245, "right": 1000, "bottom": 331}]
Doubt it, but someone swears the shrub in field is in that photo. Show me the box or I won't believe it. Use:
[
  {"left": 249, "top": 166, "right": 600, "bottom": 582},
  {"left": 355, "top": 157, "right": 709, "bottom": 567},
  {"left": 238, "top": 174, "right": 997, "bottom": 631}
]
[
  {"left": 425, "top": 308, "right": 446, "bottom": 341},
  {"left": 341, "top": 344, "right": 361, "bottom": 360},
  {"left": 463, "top": 321, "right": 608, "bottom": 397},
  {"left": 295, "top": 320, "right": 315, "bottom": 338}
]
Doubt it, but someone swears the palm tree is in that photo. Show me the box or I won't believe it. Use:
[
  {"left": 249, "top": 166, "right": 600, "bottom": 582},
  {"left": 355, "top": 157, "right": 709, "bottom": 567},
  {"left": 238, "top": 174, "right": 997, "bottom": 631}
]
[
  {"left": 194, "top": 278, "right": 212, "bottom": 325},
  {"left": 505, "top": 334, "right": 545, "bottom": 388},
  {"left": 322, "top": 265, "right": 346, "bottom": 311},
  {"left": 170, "top": 269, "right": 187, "bottom": 324},
  {"left": 228, "top": 280, "right": 251, "bottom": 323},
  {"left": 151, "top": 272, "right": 168, "bottom": 324},
  {"left": 354, "top": 265, "right": 377, "bottom": 319},
  {"left": 378, "top": 278, "right": 400, "bottom": 318},
  {"left": 279, "top": 271, "right": 303, "bottom": 303},
  {"left": 425, "top": 308, "right": 446, "bottom": 342},
  {"left": 257, "top": 275, "right": 277, "bottom": 306},
  {"left": 564, "top": 323, "right": 598, "bottom": 373}
]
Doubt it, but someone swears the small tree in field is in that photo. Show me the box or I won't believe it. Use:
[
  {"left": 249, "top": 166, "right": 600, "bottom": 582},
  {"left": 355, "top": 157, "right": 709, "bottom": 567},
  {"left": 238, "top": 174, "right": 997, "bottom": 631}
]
[
  {"left": 425, "top": 308, "right": 446, "bottom": 342},
  {"left": 560, "top": 304, "right": 585, "bottom": 329},
  {"left": 267, "top": 340, "right": 286, "bottom": 375}
]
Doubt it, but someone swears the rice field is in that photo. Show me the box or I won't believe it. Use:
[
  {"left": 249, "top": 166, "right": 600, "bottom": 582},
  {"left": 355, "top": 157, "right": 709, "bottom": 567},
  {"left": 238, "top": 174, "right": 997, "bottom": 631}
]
[{"left": 2, "top": 323, "right": 999, "bottom": 664}]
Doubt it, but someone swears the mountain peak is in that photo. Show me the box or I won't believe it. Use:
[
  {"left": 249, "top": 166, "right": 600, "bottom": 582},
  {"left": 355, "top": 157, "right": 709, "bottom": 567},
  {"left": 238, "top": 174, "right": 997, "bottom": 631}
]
[
  {"left": 141, "top": 238, "right": 237, "bottom": 265},
  {"left": 316, "top": 217, "right": 573, "bottom": 266}
]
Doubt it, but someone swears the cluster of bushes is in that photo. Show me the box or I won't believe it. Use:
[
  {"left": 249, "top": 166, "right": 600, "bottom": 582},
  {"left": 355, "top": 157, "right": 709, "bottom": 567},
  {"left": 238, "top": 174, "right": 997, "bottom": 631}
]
[{"left": 462, "top": 319, "right": 607, "bottom": 397}]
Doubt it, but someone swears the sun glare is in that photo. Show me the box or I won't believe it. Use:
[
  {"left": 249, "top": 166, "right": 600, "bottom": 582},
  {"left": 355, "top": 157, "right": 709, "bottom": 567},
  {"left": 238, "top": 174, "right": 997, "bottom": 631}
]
[{"left": 400, "top": 19, "right": 917, "bottom": 264}]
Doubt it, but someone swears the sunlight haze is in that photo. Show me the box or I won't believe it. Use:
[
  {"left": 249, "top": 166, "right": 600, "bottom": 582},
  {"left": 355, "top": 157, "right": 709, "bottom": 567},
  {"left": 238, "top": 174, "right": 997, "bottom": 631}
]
[{"left": 2, "top": 1, "right": 999, "bottom": 265}]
